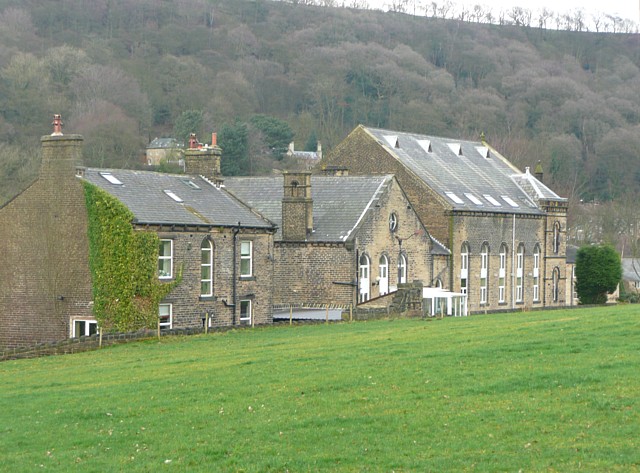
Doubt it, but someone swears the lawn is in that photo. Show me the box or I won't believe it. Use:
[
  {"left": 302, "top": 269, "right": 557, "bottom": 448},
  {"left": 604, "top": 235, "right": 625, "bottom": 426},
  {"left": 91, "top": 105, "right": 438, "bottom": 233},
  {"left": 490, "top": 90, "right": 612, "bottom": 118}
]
[{"left": 1, "top": 305, "right": 639, "bottom": 472}]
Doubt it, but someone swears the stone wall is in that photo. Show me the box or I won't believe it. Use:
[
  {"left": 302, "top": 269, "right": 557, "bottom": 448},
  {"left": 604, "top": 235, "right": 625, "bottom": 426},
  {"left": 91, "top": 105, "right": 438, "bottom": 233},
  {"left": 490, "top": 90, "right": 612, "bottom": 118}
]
[{"left": 157, "top": 227, "right": 275, "bottom": 328}]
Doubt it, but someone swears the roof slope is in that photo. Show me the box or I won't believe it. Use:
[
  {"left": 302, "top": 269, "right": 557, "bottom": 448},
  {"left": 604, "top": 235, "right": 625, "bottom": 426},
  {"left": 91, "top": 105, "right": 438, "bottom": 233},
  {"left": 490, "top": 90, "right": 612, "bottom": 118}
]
[
  {"left": 364, "top": 126, "right": 566, "bottom": 216},
  {"left": 82, "top": 168, "right": 274, "bottom": 229},
  {"left": 224, "top": 175, "right": 394, "bottom": 242}
]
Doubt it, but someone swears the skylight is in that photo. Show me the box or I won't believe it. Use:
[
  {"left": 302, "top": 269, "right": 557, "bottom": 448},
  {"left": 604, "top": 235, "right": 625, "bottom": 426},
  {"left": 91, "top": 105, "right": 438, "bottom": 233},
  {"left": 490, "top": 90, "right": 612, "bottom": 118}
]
[
  {"left": 417, "top": 139, "right": 432, "bottom": 153},
  {"left": 475, "top": 146, "right": 490, "bottom": 158},
  {"left": 501, "top": 195, "right": 519, "bottom": 207},
  {"left": 383, "top": 135, "right": 399, "bottom": 148},
  {"left": 483, "top": 194, "right": 501, "bottom": 206},
  {"left": 464, "top": 193, "right": 483, "bottom": 205},
  {"left": 182, "top": 179, "right": 200, "bottom": 190},
  {"left": 164, "top": 190, "right": 183, "bottom": 203},
  {"left": 99, "top": 172, "right": 122, "bottom": 185},
  {"left": 445, "top": 191, "right": 464, "bottom": 204},
  {"left": 447, "top": 143, "right": 462, "bottom": 156}
]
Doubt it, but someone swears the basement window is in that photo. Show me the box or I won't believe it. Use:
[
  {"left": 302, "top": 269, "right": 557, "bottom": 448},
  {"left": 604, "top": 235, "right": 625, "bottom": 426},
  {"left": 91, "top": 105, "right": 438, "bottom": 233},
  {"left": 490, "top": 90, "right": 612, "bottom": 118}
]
[
  {"left": 99, "top": 172, "right": 122, "bottom": 185},
  {"left": 164, "top": 189, "right": 183, "bottom": 203}
]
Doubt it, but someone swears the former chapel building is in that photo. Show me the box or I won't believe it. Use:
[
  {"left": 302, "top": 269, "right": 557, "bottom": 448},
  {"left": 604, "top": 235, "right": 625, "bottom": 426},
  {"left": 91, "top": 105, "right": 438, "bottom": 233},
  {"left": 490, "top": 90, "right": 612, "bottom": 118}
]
[{"left": 324, "top": 125, "right": 569, "bottom": 313}]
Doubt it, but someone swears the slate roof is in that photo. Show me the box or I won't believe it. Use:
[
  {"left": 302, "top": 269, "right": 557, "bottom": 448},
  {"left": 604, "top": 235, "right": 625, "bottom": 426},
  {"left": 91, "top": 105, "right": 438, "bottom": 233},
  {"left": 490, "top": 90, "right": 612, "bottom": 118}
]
[
  {"left": 147, "top": 137, "right": 183, "bottom": 149},
  {"left": 363, "top": 127, "right": 566, "bottom": 216},
  {"left": 224, "top": 175, "right": 393, "bottom": 242},
  {"left": 81, "top": 168, "right": 275, "bottom": 229}
]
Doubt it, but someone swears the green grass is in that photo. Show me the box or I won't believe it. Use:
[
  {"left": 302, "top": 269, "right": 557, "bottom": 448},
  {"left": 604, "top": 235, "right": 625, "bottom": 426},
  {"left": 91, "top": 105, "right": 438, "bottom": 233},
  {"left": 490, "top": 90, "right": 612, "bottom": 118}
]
[{"left": 2, "top": 306, "right": 639, "bottom": 472}]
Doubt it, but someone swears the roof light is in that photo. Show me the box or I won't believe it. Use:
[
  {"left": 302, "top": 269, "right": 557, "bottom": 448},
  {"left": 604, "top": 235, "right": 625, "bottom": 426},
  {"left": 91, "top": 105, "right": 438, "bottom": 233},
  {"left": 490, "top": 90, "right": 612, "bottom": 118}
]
[
  {"left": 464, "top": 193, "right": 483, "bottom": 205},
  {"left": 445, "top": 191, "right": 464, "bottom": 204},
  {"left": 417, "top": 140, "right": 432, "bottom": 153},
  {"left": 383, "top": 135, "right": 399, "bottom": 148},
  {"left": 475, "top": 146, "right": 490, "bottom": 158},
  {"left": 182, "top": 179, "right": 200, "bottom": 190},
  {"left": 99, "top": 172, "right": 122, "bottom": 185},
  {"left": 483, "top": 194, "right": 501, "bottom": 206},
  {"left": 501, "top": 195, "right": 519, "bottom": 207},
  {"left": 164, "top": 190, "right": 183, "bottom": 203},
  {"left": 447, "top": 143, "right": 462, "bottom": 156}
]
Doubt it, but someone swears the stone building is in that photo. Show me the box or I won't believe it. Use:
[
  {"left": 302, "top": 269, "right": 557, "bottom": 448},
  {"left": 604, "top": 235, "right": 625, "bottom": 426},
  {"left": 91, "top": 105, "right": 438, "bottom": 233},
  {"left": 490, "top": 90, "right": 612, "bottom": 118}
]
[
  {"left": 224, "top": 171, "right": 449, "bottom": 310},
  {"left": 324, "top": 125, "right": 569, "bottom": 313},
  {"left": 0, "top": 122, "right": 275, "bottom": 350},
  {"left": 81, "top": 142, "right": 276, "bottom": 331},
  {"left": 0, "top": 118, "right": 93, "bottom": 349}
]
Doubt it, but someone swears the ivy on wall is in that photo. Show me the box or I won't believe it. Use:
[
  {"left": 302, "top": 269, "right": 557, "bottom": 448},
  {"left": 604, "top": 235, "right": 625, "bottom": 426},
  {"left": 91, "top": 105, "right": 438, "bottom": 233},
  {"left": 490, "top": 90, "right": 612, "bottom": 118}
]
[{"left": 84, "top": 182, "right": 175, "bottom": 332}]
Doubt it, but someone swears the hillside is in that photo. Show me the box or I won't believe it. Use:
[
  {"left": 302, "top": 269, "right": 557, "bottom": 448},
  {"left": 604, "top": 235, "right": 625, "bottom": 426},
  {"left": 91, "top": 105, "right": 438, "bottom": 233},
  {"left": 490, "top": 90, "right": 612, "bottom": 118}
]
[{"left": 1, "top": 0, "right": 640, "bottom": 209}]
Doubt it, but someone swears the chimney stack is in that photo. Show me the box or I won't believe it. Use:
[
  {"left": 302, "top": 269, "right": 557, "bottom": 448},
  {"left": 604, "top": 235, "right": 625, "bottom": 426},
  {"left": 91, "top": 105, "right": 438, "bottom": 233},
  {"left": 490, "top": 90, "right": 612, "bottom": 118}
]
[
  {"left": 40, "top": 114, "right": 83, "bottom": 182},
  {"left": 282, "top": 171, "right": 313, "bottom": 241},
  {"left": 184, "top": 132, "right": 222, "bottom": 184},
  {"left": 534, "top": 160, "right": 544, "bottom": 183}
]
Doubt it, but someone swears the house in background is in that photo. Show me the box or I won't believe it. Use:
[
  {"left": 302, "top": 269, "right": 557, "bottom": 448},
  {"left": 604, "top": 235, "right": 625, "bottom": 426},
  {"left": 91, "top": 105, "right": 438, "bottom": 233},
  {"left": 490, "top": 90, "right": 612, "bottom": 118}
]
[
  {"left": 285, "top": 141, "right": 322, "bottom": 167},
  {"left": 146, "top": 137, "right": 184, "bottom": 166},
  {"left": 325, "top": 125, "right": 569, "bottom": 313},
  {"left": 224, "top": 171, "right": 450, "bottom": 313}
]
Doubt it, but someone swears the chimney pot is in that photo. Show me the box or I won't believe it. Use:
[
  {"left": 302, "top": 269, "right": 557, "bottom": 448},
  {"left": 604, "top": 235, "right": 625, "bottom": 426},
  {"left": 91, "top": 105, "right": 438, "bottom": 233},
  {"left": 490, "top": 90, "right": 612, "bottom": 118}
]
[
  {"left": 51, "top": 114, "right": 63, "bottom": 136},
  {"left": 212, "top": 133, "right": 217, "bottom": 146}
]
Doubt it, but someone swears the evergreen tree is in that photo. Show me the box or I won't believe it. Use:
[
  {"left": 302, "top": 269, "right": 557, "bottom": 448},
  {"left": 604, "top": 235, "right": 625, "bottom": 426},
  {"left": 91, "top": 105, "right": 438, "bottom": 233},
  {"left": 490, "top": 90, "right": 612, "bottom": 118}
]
[
  {"left": 219, "top": 120, "right": 249, "bottom": 176},
  {"left": 575, "top": 244, "right": 622, "bottom": 304}
]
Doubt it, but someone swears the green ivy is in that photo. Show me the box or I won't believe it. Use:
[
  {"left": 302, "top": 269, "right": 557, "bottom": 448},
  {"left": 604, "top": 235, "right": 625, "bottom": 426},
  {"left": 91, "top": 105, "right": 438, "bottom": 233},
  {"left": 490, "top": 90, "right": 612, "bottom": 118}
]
[{"left": 84, "top": 182, "right": 176, "bottom": 332}]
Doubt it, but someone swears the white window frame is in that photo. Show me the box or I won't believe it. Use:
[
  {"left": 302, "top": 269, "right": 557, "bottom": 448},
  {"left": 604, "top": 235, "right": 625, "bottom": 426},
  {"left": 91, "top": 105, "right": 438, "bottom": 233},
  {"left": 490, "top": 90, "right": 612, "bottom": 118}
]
[
  {"left": 499, "top": 244, "right": 507, "bottom": 303},
  {"left": 159, "top": 303, "right": 172, "bottom": 330},
  {"left": 378, "top": 255, "right": 389, "bottom": 296},
  {"left": 240, "top": 240, "right": 253, "bottom": 278},
  {"left": 460, "top": 244, "right": 469, "bottom": 295},
  {"left": 201, "top": 239, "right": 213, "bottom": 297},
  {"left": 516, "top": 244, "right": 524, "bottom": 302},
  {"left": 359, "top": 253, "right": 371, "bottom": 302},
  {"left": 399, "top": 253, "right": 407, "bottom": 285},
  {"left": 72, "top": 319, "right": 98, "bottom": 338},
  {"left": 480, "top": 243, "right": 488, "bottom": 304},
  {"left": 158, "top": 239, "right": 173, "bottom": 279},
  {"left": 240, "top": 299, "right": 252, "bottom": 324},
  {"left": 533, "top": 245, "right": 540, "bottom": 302}
]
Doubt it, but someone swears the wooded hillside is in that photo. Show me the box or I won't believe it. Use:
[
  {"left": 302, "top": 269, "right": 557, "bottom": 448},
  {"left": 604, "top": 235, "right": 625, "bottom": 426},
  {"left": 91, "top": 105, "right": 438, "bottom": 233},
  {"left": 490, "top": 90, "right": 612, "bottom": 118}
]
[{"left": 1, "top": 0, "right": 640, "bottom": 210}]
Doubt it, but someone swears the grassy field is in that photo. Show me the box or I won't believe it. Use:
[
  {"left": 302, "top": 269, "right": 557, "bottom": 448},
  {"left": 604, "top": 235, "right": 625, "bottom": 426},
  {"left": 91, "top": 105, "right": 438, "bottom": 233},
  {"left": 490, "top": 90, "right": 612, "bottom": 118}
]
[{"left": 1, "top": 306, "right": 639, "bottom": 472}]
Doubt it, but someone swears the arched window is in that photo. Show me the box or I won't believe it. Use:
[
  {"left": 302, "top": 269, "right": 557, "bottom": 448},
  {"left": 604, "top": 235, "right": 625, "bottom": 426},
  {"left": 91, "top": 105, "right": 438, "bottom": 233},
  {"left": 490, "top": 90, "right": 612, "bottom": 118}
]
[
  {"left": 378, "top": 255, "right": 389, "bottom": 296},
  {"left": 460, "top": 243, "right": 469, "bottom": 295},
  {"left": 201, "top": 239, "right": 213, "bottom": 297},
  {"left": 359, "top": 253, "right": 371, "bottom": 303},
  {"left": 499, "top": 243, "right": 507, "bottom": 303},
  {"left": 435, "top": 278, "right": 443, "bottom": 289},
  {"left": 398, "top": 253, "right": 407, "bottom": 284},
  {"left": 553, "top": 221, "right": 561, "bottom": 254},
  {"left": 533, "top": 244, "right": 541, "bottom": 302},
  {"left": 553, "top": 267, "right": 560, "bottom": 302},
  {"left": 480, "top": 242, "right": 489, "bottom": 304},
  {"left": 516, "top": 243, "right": 525, "bottom": 302}
]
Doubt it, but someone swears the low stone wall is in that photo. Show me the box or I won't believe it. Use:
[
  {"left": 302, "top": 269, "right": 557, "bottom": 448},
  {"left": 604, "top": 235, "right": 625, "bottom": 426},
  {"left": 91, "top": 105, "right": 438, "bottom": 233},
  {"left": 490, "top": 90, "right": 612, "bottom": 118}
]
[{"left": 0, "top": 327, "right": 206, "bottom": 362}]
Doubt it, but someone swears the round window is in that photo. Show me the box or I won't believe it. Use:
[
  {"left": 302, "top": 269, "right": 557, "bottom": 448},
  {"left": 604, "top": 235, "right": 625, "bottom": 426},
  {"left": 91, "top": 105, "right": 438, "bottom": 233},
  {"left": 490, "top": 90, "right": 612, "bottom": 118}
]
[{"left": 389, "top": 213, "right": 398, "bottom": 232}]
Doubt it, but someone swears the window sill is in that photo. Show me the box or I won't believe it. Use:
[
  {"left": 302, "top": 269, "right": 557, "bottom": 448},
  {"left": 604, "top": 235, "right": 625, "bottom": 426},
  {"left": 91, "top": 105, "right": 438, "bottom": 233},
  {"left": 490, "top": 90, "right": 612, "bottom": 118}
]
[
  {"left": 199, "top": 295, "right": 215, "bottom": 302},
  {"left": 239, "top": 276, "right": 256, "bottom": 281}
]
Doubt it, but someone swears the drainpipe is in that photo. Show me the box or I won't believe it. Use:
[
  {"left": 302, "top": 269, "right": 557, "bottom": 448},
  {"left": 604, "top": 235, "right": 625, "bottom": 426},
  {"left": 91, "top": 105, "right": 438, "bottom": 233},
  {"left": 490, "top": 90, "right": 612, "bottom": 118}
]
[
  {"left": 232, "top": 222, "right": 241, "bottom": 324},
  {"left": 512, "top": 213, "right": 516, "bottom": 310}
]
